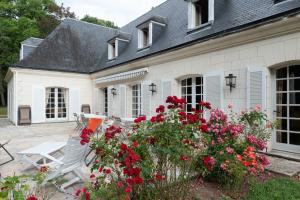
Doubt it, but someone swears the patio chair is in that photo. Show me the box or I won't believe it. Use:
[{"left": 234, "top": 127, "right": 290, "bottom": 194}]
[
  {"left": 73, "top": 113, "right": 83, "bottom": 131},
  {"left": 42, "top": 137, "right": 88, "bottom": 192},
  {"left": 0, "top": 140, "right": 14, "bottom": 166}
]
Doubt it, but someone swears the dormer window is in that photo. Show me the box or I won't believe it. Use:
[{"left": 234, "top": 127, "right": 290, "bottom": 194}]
[
  {"left": 138, "top": 23, "right": 152, "bottom": 49},
  {"left": 108, "top": 40, "right": 118, "bottom": 60},
  {"left": 188, "top": 0, "right": 214, "bottom": 29}
]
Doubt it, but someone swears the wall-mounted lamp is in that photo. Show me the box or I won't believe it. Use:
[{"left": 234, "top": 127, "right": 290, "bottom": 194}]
[
  {"left": 225, "top": 74, "right": 237, "bottom": 92},
  {"left": 148, "top": 83, "right": 157, "bottom": 95},
  {"left": 111, "top": 88, "right": 117, "bottom": 96}
]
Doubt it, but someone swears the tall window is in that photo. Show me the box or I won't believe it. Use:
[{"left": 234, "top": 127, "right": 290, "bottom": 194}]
[
  {"left": 276, "top": 66, "right": 300, "bottom": 146},
  {"left": 195, "top": 0, "right": 209, "bottom": 26},
  {"left": 45, "top": 87, "right": 68, "bottom": 120},
  {"left": 132, "top": 84, "right": 141, "bottom": 118},
  {"left": 103, "top": 88, "right": 108, "bottom": 116},
  {"left": 181, "top": 77, "right": 203, "bottom": 113}
]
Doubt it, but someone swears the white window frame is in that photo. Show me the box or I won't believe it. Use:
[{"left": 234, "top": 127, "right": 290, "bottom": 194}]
[
  {"left": 45, "top": 87, "right": 68, "bottom": 121},
  {"left": 188, "top": 0, "right": 214, "bottom": 29},
  {"left": 181, "top": 76, "right": 204, "bottom": 113},
  {"left": 132, "top": 84, "right": 142, "bottom": 118}
]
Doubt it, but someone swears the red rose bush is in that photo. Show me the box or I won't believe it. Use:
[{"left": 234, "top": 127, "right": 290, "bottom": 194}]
[{"left": 77, "top": 97, "right": 274, "bottom": 199}]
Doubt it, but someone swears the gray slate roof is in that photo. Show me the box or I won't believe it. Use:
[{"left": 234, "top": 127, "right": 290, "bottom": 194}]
[
  {"left": 21, "top": 37, "right": 43, "bottom": 46},
  {"left": 14, "top": 0, "right": 300, "bottom": 74}
]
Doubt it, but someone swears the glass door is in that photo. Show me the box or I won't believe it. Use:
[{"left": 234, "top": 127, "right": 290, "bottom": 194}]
[
  {"left": 45, "top": 88, "right": 68, "bottom": 121},
  {"left": 275, "top": 66, "right": 300, "bottom": 153}
]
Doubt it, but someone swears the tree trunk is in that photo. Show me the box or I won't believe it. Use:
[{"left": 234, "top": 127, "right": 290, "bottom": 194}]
[{"left": 0, "top": 92, "right": 5, "bottom": 106}]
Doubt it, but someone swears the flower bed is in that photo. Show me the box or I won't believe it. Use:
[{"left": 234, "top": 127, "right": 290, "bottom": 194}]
[{"left": 76, "top": 96, "right": 275, "bottom": 200}]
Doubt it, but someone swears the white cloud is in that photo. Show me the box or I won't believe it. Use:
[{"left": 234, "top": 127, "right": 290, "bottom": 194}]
[{"left": 56, "top": 0, "right": 166, "bottom": 27}]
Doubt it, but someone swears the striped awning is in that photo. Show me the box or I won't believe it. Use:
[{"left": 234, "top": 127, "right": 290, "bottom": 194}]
[{"left": 95, "top": 68, "right": 148, "bottom": 85}]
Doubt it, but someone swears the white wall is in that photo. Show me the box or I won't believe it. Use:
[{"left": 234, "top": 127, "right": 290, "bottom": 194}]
[
  {"left": 15, "top": 69, "right": 93, "bottom": 123},
  {"left": 7, "top": 75, "right": 16, "bottom": 124}
]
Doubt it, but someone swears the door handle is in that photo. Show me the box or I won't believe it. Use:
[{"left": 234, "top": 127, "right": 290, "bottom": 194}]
[{"left": 273, "top": 110, "right": 281, "bottom": 114}]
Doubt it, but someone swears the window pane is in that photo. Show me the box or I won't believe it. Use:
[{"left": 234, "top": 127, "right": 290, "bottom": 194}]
[
  {"left": 196, "top": 86, "right": 202, "bottom": 94},
  {"left": 182, "top": 87, "right": 186, "bottom": 95},
  {"left": 290, "top": 132, "right": 300, "bottom": 145},
  {"left": 276, "top": 132, "right": 287, "bottom": 144},
  {"left": 290, "top": 106, "right": 300, "bottom": 118},
  {"left": 276, "top": 93, "right": 287, "bottom": 104},
  {"left": 290, "top": 119, "right": 300, "bottom": 132},
  {"left": 289, "top": 65, "right": 300, "bottom": 78},
  {"left": 187, "top": 96, "right": 192, "bottom": 103},
  {"left": 187, "top": 104, "right": 192, "bottom": 112},
  {"left": 289, "top": 79, "right": 300, "bottom": 91},
  {"left": 276, "top": 67, "right": 287, "bottom": 79},
  {"left": 187, "top": 78, "right": 192, "bottom": 86},
  {"left": 278, "top": 119, "right": 287, "bottom": 130},
  {"left": 181, "top": 79, "right": 187, "bottom": 86},
  {"left": 196, "top": 77, "right": 202, "bottom": 85},
  {"left": 276, "top": 106, "right": 287, "bottom": 117},
  {"left": 276, "top": 80, "right": 287, "bottom": 91},
  {"left": 187, "top": 87, "right": 192, "bottom": 95},
  {"left": 290, "top": 93, "right": 300, "bottom": 104}
]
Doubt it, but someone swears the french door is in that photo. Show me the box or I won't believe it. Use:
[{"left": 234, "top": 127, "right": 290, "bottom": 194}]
[
  {"left": 274, "top": 65, "right": 300, "bottom": 153},
  {"left": 45, "top": 88, "right": 68, "bottom": 120}
]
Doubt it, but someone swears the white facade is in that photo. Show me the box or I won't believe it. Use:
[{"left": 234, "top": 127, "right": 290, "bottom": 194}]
[{"left": 5, "top": 15, "right": 300, "bottom": 153}]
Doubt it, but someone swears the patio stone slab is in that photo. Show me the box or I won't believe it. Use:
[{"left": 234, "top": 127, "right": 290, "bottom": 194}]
[{"left": 266, "top": 156, "right": 300, "bottom": 177}]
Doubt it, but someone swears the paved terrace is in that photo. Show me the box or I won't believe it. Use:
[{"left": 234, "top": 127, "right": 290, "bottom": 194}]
[{"left": 0, "top": 119, "right": 86, "bottom": 199}]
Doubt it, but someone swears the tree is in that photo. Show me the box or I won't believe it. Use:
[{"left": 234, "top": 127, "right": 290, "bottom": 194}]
[
  {"left": 81, "top": 15, "right": 118, "bottom": 29},
  {"left": 0, "top": 0, "right": 75, "bottom": 106}
]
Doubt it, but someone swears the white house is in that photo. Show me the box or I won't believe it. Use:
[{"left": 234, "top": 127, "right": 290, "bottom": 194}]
[{"left": 5, "top": 0, "right": 300, "bottom": 154}]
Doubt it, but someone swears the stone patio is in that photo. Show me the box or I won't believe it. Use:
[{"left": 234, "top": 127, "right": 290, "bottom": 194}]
[{"left": 0, "top": 119, "right": 87, "bottom": 199}]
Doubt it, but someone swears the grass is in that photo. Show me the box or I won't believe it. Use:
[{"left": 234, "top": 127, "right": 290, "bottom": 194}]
[
  {"left": 0, "top": 106, "right": 7, "bottom": 118},
  {"left": 243, "top": 178, "right": 300, "bottom": 200}
]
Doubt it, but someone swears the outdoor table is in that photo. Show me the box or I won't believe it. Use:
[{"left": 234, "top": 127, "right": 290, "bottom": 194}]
[
  {"left": 18, "top": 142, "right": 66, "bottom": 169},
  {"left": 83, "top": 114, "right": 107, "bottom": 119}
]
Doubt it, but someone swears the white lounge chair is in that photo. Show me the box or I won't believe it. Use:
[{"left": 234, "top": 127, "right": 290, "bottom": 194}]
[
  {"left": 18, "top": 142, "right": 66, "bottom": 169},
  {"left": 42, "top": 137, "right": 88, "bottom": 192}
]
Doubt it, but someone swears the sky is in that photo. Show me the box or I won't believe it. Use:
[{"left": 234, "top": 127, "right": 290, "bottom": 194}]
[{"left": 56, "top": 0, "right": 166, "bottom": 27}]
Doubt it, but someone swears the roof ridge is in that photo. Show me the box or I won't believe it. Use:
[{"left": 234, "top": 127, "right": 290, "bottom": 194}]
[
  {"left": 64, "top": 18, "right": 119, "bottom": 30},
  {"left": 120, "top": 0, "right": 168, "bottom": 28}
]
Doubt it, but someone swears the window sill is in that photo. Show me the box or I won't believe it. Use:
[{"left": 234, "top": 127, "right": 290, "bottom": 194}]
[
  {"left": 137, "top": 45, "right": 151, "bottom": 52},
  {"left": 107, "top": 58, "right": 117, "bottom": 62},
  {"left": 187, "top": 21, "right": 213, "bottom": 34}
]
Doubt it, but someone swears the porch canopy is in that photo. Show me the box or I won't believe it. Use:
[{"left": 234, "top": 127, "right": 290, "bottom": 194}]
[{"left": 95, "top": 68, "right": 148, "bottom": 85}]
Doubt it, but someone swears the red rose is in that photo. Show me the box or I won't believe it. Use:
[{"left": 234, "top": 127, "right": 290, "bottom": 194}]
[
  {"left": 90, "top": 174, "right": 95, "bottom": 179},
  {"left": 98, "top": 166, "right": 103, "bottom": 173},
  {"left": 75, "top": 189, "right": 81, "bottom": 197},
  {"left": 132, "top": 141, "right": 139, "bottom": 148},
  {"left": 120, "top": 143, "right": 128, "bottom": 151},
  {"left": 200, "top": 124, "right": 208, "bottom": 132},
  {"left": 105, "top": 168, "right": 111, "bottom": 174},
  {"left": 180, "top": 155, "right": 189, "bottom": 161},
  {"left": 125, "top": 186, "right": 132, "bottom": 193},
  {"left": 117, "top": 181, "right": 123, "bottom": 188},
  {"left": 26, "top": 196, "right": 38, "bottom": 200}
]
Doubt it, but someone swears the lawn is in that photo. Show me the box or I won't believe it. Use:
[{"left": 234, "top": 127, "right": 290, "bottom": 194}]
[
  {"left": 0, "top": 106, "right": 7, "bottom": 118},
  {"left": 243, "top": 178, "right": 300, "bottom": 200}
]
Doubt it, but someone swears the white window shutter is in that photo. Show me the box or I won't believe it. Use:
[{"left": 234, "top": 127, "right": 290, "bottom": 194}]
[
  {"left": 162, "top": 81, "right": 172, "bottom": 104},
  {"left": 108, "top": 44, "right": 113, "bottom": 60},
  {"left": 149, "top": 22, "right": 153, "bottom": 46},
  {"left": 119, "top": 85, "right": 127, "bottom": 118},
  {"left": 188, "top": 2, "right": 196, "bottom": 29},
  {"left": 204, "top": 74, "right": 223, "bottom": 109},
  {"left": 97, "top": 88, "right": 104, "bottom": 114},
  {"left": 107, "top": 86, "right": 113, "bottom": 116},
  {"left": 69, "top": 88, "right": 80, "bottom": 119},
  {"left": 32, "top": 86, "right": 45, "bottom": 123},
  {"left": 138, "top": 29, "right": 143, "bottom": 49},
  {"left": 247, "top": 69, "right": 266, "bottom": 110},
  {"left": 141, "top": 83, "right": 151, "bottom": 117},
  {"left": 209, "top": 0, "right": 215, "bottom": 21}
]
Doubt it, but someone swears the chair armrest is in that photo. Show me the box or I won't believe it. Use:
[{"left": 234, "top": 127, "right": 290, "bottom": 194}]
[{"left": 40, "top": 153, "right": 64, "bottom": 165}]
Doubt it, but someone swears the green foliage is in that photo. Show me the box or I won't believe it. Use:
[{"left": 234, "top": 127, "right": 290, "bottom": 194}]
[
  {"left": 0, "top": 172, "right": 48, "bottom": 199},
  {"left": 81, "top": 15, "right": 118, "bottom": 28},
  {"left": 244, "top": 178, "right": 300, "bottom": 200}
]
